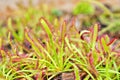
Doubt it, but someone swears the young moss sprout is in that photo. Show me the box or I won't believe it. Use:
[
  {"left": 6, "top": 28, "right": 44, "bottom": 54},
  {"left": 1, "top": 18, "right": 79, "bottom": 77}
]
[{"left": 0, "top": 17, "right": 120, "bottom": 80}]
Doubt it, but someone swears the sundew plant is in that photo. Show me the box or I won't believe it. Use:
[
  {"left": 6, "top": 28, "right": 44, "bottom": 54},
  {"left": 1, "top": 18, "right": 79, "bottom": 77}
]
[{"left": 0, "top": 17, "right": 120, "bottom": 80}]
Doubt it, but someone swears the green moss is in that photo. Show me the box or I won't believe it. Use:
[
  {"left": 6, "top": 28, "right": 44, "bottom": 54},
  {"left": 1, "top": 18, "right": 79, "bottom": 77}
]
[{"left": 73, "top": 2, "right": 95, "bottom": 15}]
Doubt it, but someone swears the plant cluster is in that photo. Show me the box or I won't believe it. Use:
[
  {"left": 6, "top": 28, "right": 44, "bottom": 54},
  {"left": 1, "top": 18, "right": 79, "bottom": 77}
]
[
  {"left": 0, "top": 17, "right": 120, "bottom": 80},
  {"left": 0, "top": 1, "right": 120, "bottom": 80}
]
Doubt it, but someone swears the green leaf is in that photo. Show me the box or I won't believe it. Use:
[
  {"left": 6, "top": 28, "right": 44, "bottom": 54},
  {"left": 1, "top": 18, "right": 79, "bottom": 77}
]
[
  {"left": 101, "top": 37, "right": 110, "bottom": 53},
  {"left": 70, "top": 63, "right": 80, "bottom": 80},
  {"left": 91, "top": 24, "right": 98, "bottom": 51},
  {"left": 40, "top": 18, "right": 53, "bottom": 40}
]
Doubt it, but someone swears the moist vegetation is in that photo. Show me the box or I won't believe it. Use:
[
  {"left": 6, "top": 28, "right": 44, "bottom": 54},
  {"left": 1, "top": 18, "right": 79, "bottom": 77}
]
[{"left": 0, "top": 0, "right": 120, "bottom": 80}]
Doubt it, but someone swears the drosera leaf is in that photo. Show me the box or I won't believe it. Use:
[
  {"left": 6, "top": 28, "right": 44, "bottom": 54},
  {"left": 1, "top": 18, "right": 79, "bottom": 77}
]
[
  {"left": 101, "top": 37, "right": 110, "bottom": 54},
  {"left": 8, "top": 70, "right": 37, "bottom": 80},
  {"left": 39, "top": 17, "right": 56, "bottom": 57},
  {"left": 7, "top": 32, "right": 18, "bottom": 55},
  {"left": 81, "top": 67, "right": 95, "bottom": 80},
  {"left": 95, "top": 59, "right": 105, "bottom": 69},
  {"left": 91, "top": 24, "right": 99, "bottom": 51},
  {"left": 71, "top": 44, "right": 87, "bottom": 64},
  {"left": 80, "top": 30, "right": 90, "bottom": 40},
  {"left": 43, "top": 49, "right": 58, "bottom": 71},
  {"left": 8, "top": 18, "right": 23, "bottom": 41},
  {"left": 58, "top": 43, "right": 64, "bottom": 70},
  {"left": 107, "top": 38, "right": 117, "bottom": 46},
  {"left": 53, "top": 18, "right": 59, "bottom": 28},
  {"left": 61, "top": 20, "right": 67, "bottom": 44},
  {"left": 84, "top": 75, "right": 90, "bottom": 80},
  {"left": 25, "top": 28, "right": 45, "bottom": 58},
  {"left": 63, "top": 53, "right": 73, "bottom": 70},
  {"left": 6, "top": 69, "right": 13, "bottom": 80},
  {"left": 16, "top": 18, "right": 24, "bottom": 41},
  {"left": 25, "top": 28, "right": 58, "bottom": 70},
  {"left": 103, "top": 34, "right": 110, "bottom": 44},
  {"left": 65, "top": 37, "right": 72, "bottom": 51},
  {"left": 113, "top": 61, "right": 119, "bottom": 80},
  {"left": 70, "top": 62, "right": 80, "bottom": 80},
  {"left": 39, "top": 17, "right": 53, "bottom": 41}
]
